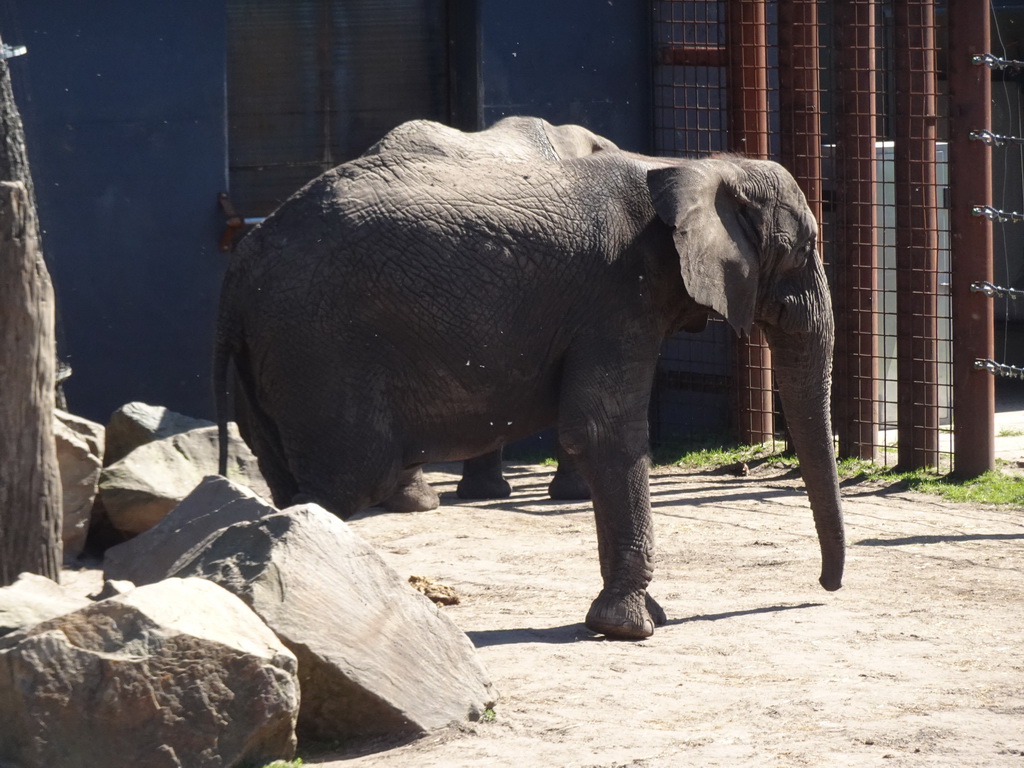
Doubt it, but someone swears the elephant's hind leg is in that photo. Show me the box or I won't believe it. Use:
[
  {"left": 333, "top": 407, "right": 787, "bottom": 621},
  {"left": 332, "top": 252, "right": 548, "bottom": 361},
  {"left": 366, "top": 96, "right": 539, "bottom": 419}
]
[
  {"left": 546, "top": 446, "right": 591, "bottom": 500},
  {"left": 233, "top": 383, "right": 300, "bottom": 508},
  {"left": 457, "top": 451, "right": 512, "bottom": 499},
  {"left": 280, "top": 424, "right": 402, "bottom": 519},
  {"left": 383, "top": 466, "right": 440, "bottom": 512}
]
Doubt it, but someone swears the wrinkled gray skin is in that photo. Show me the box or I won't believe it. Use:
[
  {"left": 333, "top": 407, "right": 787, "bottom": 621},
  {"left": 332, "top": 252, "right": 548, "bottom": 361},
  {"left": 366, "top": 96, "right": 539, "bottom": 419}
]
[
  {"left": 364, "top": 115, "right": 618, "bottom": 165},
  {"left": 215, "top": 125, "right": 845, "bottom": 639},
  {"left": 363, "top": 117, "right": 609, "bottom": 508}
]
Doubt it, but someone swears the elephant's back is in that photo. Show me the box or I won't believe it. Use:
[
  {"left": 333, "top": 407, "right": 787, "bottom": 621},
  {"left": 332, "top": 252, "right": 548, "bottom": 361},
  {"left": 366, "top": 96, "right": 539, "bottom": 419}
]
[{"left": 227, "top": 150, "right": 657, "bottom": 349}]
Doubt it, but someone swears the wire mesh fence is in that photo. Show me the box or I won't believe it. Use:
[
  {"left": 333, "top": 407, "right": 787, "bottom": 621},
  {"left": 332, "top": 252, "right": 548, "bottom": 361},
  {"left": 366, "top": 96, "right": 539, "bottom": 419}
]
[
  {"left": 651, "top": 0, "right": 735, "bottom": 449},
  {"left": 651, "top": 0, "right": 964, "bottom": 471}
]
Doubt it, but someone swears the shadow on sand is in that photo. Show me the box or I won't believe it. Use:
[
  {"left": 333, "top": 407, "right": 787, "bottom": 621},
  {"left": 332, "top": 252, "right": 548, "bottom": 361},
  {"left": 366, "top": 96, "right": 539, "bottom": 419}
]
[
  {"left": 855, "top": 532, "right": 1024, "bottom": 547},
  {"left": 467, "top": 602, "right": 825, "bottom": 647}
]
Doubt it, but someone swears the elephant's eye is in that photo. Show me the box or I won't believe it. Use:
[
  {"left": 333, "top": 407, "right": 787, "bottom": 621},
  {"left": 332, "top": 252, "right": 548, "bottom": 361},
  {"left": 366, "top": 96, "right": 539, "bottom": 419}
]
[{"left": 792, "top": 240, "right": 815, "bottom": 269}]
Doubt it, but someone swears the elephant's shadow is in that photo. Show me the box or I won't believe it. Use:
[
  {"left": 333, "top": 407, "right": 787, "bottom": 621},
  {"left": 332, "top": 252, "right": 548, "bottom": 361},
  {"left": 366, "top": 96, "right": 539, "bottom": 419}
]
[
  {"left": 466, "top": 602, "right": 825, "bottom": 647},
  {"left": 361, "top": 462, "right": 817, "bottom": 518},
  {"left": 371, "top": 462, "right": 595, "bottom": 517}
]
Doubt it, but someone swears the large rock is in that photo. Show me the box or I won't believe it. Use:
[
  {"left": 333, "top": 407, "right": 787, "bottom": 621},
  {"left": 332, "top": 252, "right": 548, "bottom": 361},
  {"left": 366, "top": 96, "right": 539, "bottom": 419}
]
[
  {"left": 98, "top": 425, "right": 270, "bottom": 537},
  {"left": 0, "top": 573, "right": 89, "bottom": 639},
  {"left": 54, "top": 412, "right": 104, "bottom": 559},
  {"left": 103, "top": 401, "right": 213, "bottom": 465},
  {"left": 104, "top": 475, "right": 277, "bottom": 586},
  {"left": 171, "top": 504, "right": 497, "bottom": 741},
  {"left": 55, "top": 409, "right": 104, "bottom": 458},
  {"left": 0, "top": 578, "right": 299, "bottom": 768}
]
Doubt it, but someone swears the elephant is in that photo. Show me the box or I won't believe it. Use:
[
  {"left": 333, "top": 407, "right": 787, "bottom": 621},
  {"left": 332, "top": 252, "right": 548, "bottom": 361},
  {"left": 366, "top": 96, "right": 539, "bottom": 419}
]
[
  {"left": 215, "top": 123, "right": 846, "bottom": 639},
  {"left": 365, "top": 116, "right": 607, "bottom": 509},
  {"left": 456, "top": 444, "right": 590, "bottom": 502}
]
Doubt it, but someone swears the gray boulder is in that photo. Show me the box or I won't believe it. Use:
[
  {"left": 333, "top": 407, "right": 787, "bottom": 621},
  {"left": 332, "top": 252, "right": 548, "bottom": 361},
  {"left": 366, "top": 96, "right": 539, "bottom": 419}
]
[
  {"left": 97, "top": 425, "right": 270, "bottom": 537},
  {"left": 104, "top": 475, "right": 277, "bottom": 586},
  {"left": 103, "top": 401, "right": 214, "bottom": 465},
  {"left": 55, "top": 409, "right": 104, "bottom": 457},
  {"left": 0, "top": 578, "right": 299, "bottom": 768},
  {"left": 92, "top": 578, "right": 135, "bottom": 600},
  {"left": 171, "top": 504, "right": 497, "bottom": 741},
  {"left": 0, "top": 572, "right": 89, "bottom": 640},
  {"left": 54, "top": 411, "right": 104, "bottom": 558}
]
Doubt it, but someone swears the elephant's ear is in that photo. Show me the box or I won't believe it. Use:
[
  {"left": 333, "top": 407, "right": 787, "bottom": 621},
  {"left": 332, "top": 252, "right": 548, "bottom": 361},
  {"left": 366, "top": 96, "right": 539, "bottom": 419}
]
[{"left": 647, "top": 163, "right": 760, "bottom": 337}]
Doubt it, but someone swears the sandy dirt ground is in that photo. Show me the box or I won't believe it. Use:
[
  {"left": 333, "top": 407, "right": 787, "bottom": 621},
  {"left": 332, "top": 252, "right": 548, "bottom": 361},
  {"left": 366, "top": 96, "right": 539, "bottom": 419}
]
[{"left": 298, "top": 458, "right": 1024, "bottom": 768}]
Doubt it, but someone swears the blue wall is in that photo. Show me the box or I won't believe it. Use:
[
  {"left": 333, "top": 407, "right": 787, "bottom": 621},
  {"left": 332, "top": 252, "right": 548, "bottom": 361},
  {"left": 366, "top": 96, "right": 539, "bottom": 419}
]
[
  {"left": 1, "top": 2, "right": 227, "bottom": 423},
  {"left": 1, "top": 0, "right": 651, "bottom": 426},
  {"left": 478, "top": 0, "right": 652, "bottom": 153}
]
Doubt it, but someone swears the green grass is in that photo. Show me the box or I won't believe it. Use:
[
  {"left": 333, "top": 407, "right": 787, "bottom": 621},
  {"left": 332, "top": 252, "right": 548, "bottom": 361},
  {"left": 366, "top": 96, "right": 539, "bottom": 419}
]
[
  {"left": 652, "top": 438, "right": 795, "bottom": 470},
  {"left": 656, "top": 441, "right": 1024, "bottom": 508},
  {"left": 845, "top": 463, "right": 1024, "bottom": 507},
  {"left": 509, "top": 434, "right": 1024, "bottom": 508},
  {"left": 666, "top": 443, "right": 782, "bottom": 469},
  {"left": 260, "top": 760, "right": 303, "bottom": 768}
]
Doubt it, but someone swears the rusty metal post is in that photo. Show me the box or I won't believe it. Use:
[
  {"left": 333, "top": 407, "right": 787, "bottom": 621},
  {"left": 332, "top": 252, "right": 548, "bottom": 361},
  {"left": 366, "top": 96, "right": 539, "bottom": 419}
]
[
  {"left": 727, "top": 0, "right": 774, "bottom": 444},
  {"left": 893, "top": 0, "right": 941, "bottom": 470},
  {"left": 778, "top": 0, "right": 824, "bottom": 226},
  {"left": 778, "top": 0, "right": 825, "bottom": 458},
  {"left": 948, "top": 5, "right": 995, "bottom": 477},
  {"left": 833, "top": 1, "right": 880, "bottom": 461}
]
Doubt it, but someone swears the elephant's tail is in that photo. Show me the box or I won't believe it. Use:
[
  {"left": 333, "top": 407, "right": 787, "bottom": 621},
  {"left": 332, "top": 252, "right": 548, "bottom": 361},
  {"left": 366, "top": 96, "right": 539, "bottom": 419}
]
[
  {"left": 213, "top": 267, "right": 243, "bottom": 478},
  {"left": 213, "top": 269, "right": 297, "bottom": 505},
  {"left": 213, "top": 320, "right": 234, "bottom": 479}
]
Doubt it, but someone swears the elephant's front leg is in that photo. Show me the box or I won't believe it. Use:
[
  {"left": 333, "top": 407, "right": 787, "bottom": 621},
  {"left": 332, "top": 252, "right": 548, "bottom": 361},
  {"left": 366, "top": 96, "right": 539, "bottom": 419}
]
[
  {"left": 560, "top": 360, "right": 666, "bottom": 639},
  {"left": 581, "top": 450, "right": 666, "bottom": 639}
]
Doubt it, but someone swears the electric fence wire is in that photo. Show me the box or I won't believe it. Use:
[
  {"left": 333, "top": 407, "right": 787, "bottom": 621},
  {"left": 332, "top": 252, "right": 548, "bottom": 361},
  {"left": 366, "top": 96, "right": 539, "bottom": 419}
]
[
  {"left": 987, "top": 3, "right": 1020, "bottom": 368},
  {"left": 971, "top": 280, "right": 1024, "bottom": 300}
]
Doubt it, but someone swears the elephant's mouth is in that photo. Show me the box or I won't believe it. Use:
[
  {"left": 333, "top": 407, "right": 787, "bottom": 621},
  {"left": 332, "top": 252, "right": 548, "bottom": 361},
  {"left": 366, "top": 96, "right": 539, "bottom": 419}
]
[
  {"left": 755, "top": 298, "right": 784, "bottom": 329},
  {"left": 760, "top": 285, "right": 823, "bottom": 337}
]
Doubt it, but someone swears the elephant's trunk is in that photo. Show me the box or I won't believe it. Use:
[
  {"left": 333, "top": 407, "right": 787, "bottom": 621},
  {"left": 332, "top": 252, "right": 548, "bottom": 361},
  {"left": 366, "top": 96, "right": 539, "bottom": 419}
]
[{"left": 762, "top": 262, "right": 846, "bottom": 591}]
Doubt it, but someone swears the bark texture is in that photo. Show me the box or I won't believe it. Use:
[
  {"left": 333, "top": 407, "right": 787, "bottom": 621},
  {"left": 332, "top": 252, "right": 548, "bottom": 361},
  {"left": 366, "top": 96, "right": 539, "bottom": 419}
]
[{"left": 0, "top": 42, "right": 62, "bottom": 585}]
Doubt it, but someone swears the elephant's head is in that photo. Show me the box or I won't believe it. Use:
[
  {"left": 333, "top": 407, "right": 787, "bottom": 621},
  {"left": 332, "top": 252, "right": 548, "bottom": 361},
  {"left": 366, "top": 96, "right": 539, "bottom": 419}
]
[{"left": 647, "top": 157, "right": 845, "bottom": 592}]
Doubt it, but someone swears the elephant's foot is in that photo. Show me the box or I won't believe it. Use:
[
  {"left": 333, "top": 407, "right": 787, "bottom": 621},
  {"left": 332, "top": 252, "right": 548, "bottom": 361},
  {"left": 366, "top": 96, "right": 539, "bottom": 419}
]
[
  {"left": 456, "top": 474, "right": 512, "bottom": 500},
  {"left": 547, "top": 468, "right": 591, "bottom": 500},
  {"left": 646, "top": 592, "right": 668, "bottom": 627},
  {"left": 585, "top": 589, "right": 660, "bottom": 640},
  {"left": 383, "top": 471, "right": 440, "bottom": 513}
]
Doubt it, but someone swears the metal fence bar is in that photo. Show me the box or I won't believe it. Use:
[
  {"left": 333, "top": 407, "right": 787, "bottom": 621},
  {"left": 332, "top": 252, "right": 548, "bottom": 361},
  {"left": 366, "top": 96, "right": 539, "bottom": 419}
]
[
  {"left": 949, "top": 6, "right": 995, "bottom": 478},
  {"left": 893, "top": 0, "right": 941, "bottom": 470},
  {"left": 778, "top": 1, "right": 824, "bottom": 224},
  {"left": 832, "top": 0, "right": 880, "bottom": 461},
  {"left": 777, "top": 0, "right": 824, "bottom": 456},
  {"left": 726, "top": 0, "right": 774, "bottom": 444}
]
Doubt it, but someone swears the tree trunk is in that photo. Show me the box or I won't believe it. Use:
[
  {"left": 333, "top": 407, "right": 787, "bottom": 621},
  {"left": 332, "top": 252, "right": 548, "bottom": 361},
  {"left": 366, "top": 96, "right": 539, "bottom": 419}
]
[{"left": 0, "top": 38, "right": 62, "bottom": 585}]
